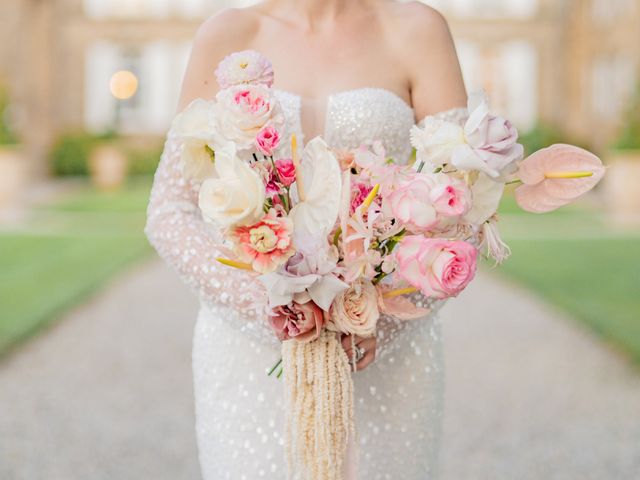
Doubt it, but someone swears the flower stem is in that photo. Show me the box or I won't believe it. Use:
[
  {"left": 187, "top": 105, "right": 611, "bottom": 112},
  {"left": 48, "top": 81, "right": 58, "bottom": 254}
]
[{"left": 267, "top": 357, "right": 283, "bottom": 376}]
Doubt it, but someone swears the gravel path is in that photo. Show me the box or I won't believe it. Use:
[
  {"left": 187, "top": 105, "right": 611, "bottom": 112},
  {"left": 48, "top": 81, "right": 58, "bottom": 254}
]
[{"left": 1, "top": 260, "right": 638, "bottom": 479}]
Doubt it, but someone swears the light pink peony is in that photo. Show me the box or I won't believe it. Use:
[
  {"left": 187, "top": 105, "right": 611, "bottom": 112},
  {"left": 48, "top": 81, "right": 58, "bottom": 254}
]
[
  {"left": 269, "top": 300, "right": 326, "bottom": 343},
  {"left": 386, "top": 174, "right": 438, "bottom": 233},
  {"left": 328, "top": 279, "right": 380, "bottom": 337},
  {"left": 395, "top": 236, "right": 478, "bottom": 299},
  {"left": 275, "top": 158, "right": 296, "bottom": 187},
  {"left": 215, "top": 50, "right": 274, "bottom": 89},
  {"left": 229, "top": 209, "right": 295, "bottom": 274},
  {"left": 255, "top": 125, "right": 281, "bottom": 156}
]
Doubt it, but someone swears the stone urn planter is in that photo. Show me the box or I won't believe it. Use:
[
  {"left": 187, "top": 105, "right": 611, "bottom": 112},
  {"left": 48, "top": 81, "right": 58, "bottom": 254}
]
[
  {"left": 605, "top": 149, "right": 640, "bottom": 226},
  {"left": 88, "top": 142, "right": 128, "bottom": 191},
  {"left": 0, "top": 145, "right": 27, "bottom": 208}
]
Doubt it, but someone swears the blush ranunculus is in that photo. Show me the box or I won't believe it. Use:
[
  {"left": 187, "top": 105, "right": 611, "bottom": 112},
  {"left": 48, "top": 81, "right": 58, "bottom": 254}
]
[
  {"left": 214, "top": 50, "right": 274, "bottom": 89},
  {"left": 255, "top": 125, "right": 281, "bottom": 156},
  {"left": 229, "top": 209, "right": 295, "bottom": 274},
  {"left": 327, "top": 279, "right": 379, "bottom": 337},
  {"left": 269, "top": 300, "right": 326, "bottom": 343},
  {"left": 275, "top": 158, "right": 296, "bottom": 187},
  {"left": 386, "top": 174, "right": 438, "bottom": 233},
  {"left": 395, "top": 236, "right": 478, "bottom": 299}
]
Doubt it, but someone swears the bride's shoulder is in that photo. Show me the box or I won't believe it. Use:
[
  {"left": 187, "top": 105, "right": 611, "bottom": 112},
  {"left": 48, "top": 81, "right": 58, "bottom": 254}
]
[{"left": 383, "top": 1, "right": 453, "bottom": 44}]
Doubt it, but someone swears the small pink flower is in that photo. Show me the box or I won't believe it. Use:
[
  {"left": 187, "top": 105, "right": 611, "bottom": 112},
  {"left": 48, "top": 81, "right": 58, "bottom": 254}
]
[
  {"left": 229, "top": 209, "right": 295, "bottom": 274},
  {"left": 386, "top": 174, "right": 438, "bottom": 233},
  {"left": 275, "top": 158, "right": 296, "bottom": 187},
  {"left": 395, "top": 236, "right": 477, "bottom": 299},
  {"left": 215, "top": 50, "right": 274, "bottom": 89},
  {"left": 269, "top": 300, "right": 326, "bottom": 343},
  {"left": 255, "top": 125, "right": 281, "bottom": 156}
]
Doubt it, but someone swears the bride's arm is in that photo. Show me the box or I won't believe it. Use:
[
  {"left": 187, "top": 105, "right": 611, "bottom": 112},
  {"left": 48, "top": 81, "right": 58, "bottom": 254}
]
[
  {"left": 145, "top": 11, "right": 267, "bottom": 319},
  {"left": 396, "top": 3, "right": 467, "bottom": 121}
]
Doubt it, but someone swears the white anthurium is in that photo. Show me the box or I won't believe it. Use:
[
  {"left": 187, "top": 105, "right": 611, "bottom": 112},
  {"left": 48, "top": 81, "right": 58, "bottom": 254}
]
[
  {"left": 289, "top": 136, "right": 343, "bottom": 241},
  {"left": 198, "top": 142, "right": 265, "bottom": 228},
  {"left": 171, "top": 98, "right": 219, "bottom": 180},
  {"left": 464, "top": 172, "right": 506, "bottom": 225}
]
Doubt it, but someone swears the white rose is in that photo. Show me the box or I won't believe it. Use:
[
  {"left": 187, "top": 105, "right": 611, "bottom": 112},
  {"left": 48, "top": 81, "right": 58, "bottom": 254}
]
[
  {"left": 213, "top": 84, "right": 284, "bottom": 151},
  {"left": 410, "top": 117, "right": 465, "bottom": 171},
  {"left": 171, "top": 98, "right": 218, "bottom": 180},
  {"left": 198, "top": 142, "right": 265, "bottom": 228}
]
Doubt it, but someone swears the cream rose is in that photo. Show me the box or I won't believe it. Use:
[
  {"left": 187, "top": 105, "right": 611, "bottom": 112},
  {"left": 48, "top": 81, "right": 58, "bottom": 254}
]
[
  {"left": 328, "top": 279, "right": 380, "bottom": 337},
  {"left": 198, "top": 142, "right": 265, "bottom": 227},
  {"left": 213, "top": 84, "right": 284, "bottom": 151}
]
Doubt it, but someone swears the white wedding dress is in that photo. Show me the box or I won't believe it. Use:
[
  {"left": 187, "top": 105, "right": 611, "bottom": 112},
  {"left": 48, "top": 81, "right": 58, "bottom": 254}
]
[{"left": 145, "top": 87, "right": 467, "bottom": 480}]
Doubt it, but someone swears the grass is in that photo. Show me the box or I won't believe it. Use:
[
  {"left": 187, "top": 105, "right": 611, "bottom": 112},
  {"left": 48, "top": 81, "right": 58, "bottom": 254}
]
[
  {"left": 492, "top": 191, "right": 640, "bottom": 362},
  {"left": 0, "top": 177, "right": 153, "bottom": 356}
]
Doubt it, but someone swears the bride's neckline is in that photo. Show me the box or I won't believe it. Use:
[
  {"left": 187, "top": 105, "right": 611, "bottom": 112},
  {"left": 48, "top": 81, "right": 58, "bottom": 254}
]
[
  {"left": 272, "top": 86, "right": 415, "bottom": 142},
  {"left": 273, "top": 86, "right": 415, "bottom": 113}
]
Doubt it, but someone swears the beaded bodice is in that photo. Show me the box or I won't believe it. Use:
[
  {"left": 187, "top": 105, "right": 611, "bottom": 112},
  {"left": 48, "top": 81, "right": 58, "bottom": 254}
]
[{"left": 145, "top": 90, "right": 468, "bottom": 352}]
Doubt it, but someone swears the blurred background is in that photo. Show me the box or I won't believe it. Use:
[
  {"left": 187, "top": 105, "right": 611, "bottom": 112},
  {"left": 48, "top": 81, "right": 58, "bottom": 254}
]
[{"left": 0, "top": 1, "right": 639, "bottom": 479}]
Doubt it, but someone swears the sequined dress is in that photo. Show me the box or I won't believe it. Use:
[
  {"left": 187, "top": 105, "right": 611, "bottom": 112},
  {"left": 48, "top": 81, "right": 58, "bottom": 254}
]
[{"left": 145, "top": 87, "right": 468, "bottom": 480}]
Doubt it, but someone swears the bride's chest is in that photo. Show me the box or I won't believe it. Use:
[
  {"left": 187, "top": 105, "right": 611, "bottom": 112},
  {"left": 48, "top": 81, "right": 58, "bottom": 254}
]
[{"left": 273, "top": 88, "right": 416, "bottom": 164}]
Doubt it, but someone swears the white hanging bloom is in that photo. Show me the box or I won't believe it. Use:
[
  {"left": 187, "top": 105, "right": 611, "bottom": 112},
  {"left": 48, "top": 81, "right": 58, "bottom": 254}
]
[{"left": 481, "top": 216, "right": 511, "bottom": 265}]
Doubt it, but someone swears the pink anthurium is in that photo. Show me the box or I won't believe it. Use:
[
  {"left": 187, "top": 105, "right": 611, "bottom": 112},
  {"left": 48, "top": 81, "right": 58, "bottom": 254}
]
[{"left": 514, "top": 144, "right": 605, "bottom": 213}]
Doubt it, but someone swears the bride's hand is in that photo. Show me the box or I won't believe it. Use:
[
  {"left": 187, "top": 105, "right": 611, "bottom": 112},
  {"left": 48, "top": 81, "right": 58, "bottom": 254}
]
[{"left": 340, "top": 334, "right": 377, "bottom": 370}]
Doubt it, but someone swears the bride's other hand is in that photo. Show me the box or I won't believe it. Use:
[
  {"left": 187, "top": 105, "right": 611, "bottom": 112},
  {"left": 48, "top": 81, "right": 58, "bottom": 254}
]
[{"left": 341, "top": 334, "right": 377, "bottom": 371}]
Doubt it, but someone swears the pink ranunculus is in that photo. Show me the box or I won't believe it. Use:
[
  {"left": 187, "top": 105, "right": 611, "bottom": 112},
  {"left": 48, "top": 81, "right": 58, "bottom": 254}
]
[
  {"left": 255, "top": 125, "right": 281, "bottom": 156},
  {"left": 429, "top": 175, "right": 472, "bottom": 217},
  {"left": 395, "top": 236, "right": 478, "bottom": 299},
  {"left": 386, "top": 174, "right": 438, "bottom": 233},
  {"left": 229, "top": 209, "right": 295, "bottom": 274},
  {"left": 275, "top": 158, "right": 296, "bottom": 187},
  {"left": 269, "top": 300, "right": 326, "bottom": 343}
]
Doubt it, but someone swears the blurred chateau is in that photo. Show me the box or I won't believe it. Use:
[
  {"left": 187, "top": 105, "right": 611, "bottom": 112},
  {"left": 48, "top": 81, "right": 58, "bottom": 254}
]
[{"left": 0, "top": 0, "right": 638, "bottom": 176}]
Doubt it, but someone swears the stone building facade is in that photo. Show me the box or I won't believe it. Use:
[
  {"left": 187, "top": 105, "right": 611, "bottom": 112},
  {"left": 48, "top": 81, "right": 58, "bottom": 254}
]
[{"left": 0, "top": 0, "right": 638, "bottom": 176}]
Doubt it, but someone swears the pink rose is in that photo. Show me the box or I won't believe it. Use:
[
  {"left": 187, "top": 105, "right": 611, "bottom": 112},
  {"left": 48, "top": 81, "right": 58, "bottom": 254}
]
[
  {"left": 269, "top": 300, "right": 326, "bottom": 343},
  {"left": 229, "top": 209, "right": 295, "bottom": 274},
  {"left": 395, "top": 236, "right": 478, "bottom": 299},
  {"left": 429, "top": 175, "right": 471, "bottom": 217},
  {"left": 386, "top": 174, "right": 438, "bottom": 233},
  {"left": 255, "top": 125, "right": 281, "bottom": 156},
  {"left": 327, "top": 279, "right": 379, "bottom": 337},
  {"left": 275, "top": 158, "right": 296, "bottom": 187}
]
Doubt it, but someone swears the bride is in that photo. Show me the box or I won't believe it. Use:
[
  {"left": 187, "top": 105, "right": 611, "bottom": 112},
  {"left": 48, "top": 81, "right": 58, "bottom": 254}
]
[{"left": 145, "top": 0, "right": 468, "bottom": 478}]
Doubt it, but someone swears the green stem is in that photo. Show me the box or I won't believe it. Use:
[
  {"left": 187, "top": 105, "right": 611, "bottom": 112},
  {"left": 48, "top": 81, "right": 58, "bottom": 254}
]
[
  {"left": 506, "top": 179, "right": 523, "bottom": 186},
  {"left": 267, "top": 357, "right": 283, "bottom": 376}
]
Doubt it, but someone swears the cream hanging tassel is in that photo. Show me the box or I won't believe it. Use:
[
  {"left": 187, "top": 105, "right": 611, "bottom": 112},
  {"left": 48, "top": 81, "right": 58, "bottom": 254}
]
[{"left": 282, "top": 329, "right": 355, "bottom": 480}]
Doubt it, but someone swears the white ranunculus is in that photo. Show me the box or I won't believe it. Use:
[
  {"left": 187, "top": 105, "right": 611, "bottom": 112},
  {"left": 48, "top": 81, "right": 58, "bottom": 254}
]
[
  {"left": 198, "top": 142, "right": 265, "bottom": 228},
  {"left": 410, "top": 117, "right": 465, "bottom": 171},
  {"left": 171, "top": 98, "right": 218, "bottom": 180},
  {"left": 213, "top": 84, "right": 284, "bottom": 151}
]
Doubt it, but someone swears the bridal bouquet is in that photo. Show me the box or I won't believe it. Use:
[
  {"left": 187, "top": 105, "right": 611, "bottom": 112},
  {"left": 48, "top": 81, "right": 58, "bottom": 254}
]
[{"left": 171, "top": 50, "right": 605, "bottom": 480}]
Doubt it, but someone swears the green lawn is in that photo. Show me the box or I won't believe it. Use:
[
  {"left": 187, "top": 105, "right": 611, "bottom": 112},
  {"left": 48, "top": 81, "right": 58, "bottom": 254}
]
[
  {"left": 492, "top": 192, "right": 640, "bottom": 363},
  {"left": 0, "top": 177, "right": 153, "bottom": 356}
]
